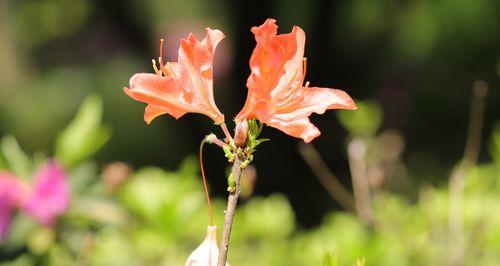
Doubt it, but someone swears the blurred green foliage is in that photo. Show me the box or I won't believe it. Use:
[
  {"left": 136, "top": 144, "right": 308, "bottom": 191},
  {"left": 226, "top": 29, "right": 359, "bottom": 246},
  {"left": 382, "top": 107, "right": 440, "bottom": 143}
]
[
  {"left": 0, "top": 0, "right": 499, "bottom": 265},
  {"left": 0, "top": 136, "right": 33, "bottom": 178},
  {"left": 337, "top": 100, "right": 382, "bottom": 136},
  {"left": 0, "top": 96, "right": 499, "bottom": 265},
  {"left": 55, "top": 95, "right": 111, "bottom": 168}
]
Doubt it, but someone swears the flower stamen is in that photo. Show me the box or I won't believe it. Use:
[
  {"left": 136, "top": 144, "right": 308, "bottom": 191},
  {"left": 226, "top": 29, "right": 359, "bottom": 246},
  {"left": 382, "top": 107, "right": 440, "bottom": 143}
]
[
  {"left": 302, "top": 57, "right": 307, "bottom": 77},
  {"left": 151, "top": 59, "right": 161, "bottom": 75},
  {"left": 157, "top": 38, "right": 170, "bottom": 77}
]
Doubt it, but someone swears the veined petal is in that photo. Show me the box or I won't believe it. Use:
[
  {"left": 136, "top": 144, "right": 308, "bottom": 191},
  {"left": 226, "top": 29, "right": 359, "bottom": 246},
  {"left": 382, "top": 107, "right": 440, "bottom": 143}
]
[
  {"left": 266, "top": 116, "right": 320, "bottom": 143},
  {"left": 124, "top": 73, "right": 188, "bottom": 121},
  {"left": 275, "top": 87, "right": 357, "bottom": 122},
  {"left": 236, "top": 19, "right": 306, "bottom": 122}
]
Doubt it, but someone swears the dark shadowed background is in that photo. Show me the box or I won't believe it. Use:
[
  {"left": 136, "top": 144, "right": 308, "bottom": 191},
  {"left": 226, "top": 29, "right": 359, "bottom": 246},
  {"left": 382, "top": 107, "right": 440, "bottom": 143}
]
[{"left": 0, "top": 0, "right": 499, "bottom": 227}]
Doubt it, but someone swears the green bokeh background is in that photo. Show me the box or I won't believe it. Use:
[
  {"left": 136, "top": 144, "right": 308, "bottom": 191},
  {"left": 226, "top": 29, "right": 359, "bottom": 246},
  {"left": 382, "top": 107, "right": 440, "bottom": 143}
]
[{"left": 0, "top": 0, "right": 499, "bottom": 265}]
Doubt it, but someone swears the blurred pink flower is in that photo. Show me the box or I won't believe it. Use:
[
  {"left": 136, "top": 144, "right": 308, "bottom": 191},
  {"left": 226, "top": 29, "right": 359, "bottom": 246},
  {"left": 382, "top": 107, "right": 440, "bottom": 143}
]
[
  {"left": 0, "top": 172, "right": 28, "bottom": 240},
  {"left": 23, "top": 159, "right": 71, "bottom": 226}
]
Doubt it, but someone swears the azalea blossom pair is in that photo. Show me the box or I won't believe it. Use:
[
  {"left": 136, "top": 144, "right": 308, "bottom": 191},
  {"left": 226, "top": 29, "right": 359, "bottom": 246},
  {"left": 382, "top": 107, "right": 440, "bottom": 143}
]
[
  {"left": 0, "top": 159, "right": 70, "bottom": 240},
  {"left": 124, "top": 19, "right": 356, "bottom": 143}
]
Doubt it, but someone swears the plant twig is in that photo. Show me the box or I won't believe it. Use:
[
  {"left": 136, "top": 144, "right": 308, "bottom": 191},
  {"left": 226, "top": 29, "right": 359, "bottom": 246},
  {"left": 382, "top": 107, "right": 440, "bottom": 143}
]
[
  {"left": 217, "top": 156, "right": 243, "bottom": 266},
  {"left": 449, "top": 81, "right": 488, "bottom": 266},
  {"left": 298, "top": 143, "right": 356, "bottom": 212},
  {"left": 199, "top": 138, "right": 214, "bottom": 226},
  {"left": 347, "top": 138, "right": 374, "bottom": 226}
]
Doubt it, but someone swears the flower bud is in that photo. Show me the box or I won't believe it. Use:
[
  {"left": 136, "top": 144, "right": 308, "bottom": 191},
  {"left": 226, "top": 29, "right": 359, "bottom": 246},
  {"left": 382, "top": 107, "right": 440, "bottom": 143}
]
[
  {"left": 185, "top": 225, "right": 230, "bottom": 266},
  {"left": 234, "top": 121, "right": 248, "bottom": 148}
]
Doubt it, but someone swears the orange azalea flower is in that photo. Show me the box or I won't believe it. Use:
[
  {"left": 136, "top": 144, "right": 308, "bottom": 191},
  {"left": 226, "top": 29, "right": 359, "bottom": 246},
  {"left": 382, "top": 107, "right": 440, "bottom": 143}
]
[
  {"left": 235, "top": 19, "right": 357, "bottom": 143},
  {"left": 124, "top": 28, "right": 225, "bottom": 124}
]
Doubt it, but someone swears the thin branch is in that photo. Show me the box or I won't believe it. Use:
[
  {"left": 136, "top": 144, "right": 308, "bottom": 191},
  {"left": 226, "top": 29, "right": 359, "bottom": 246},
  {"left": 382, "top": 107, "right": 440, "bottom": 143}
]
[
  {"left": 449, "top": 81, "right": 488, "bottom": 266},
  {"left": 199, "top": 138, "right": 214, "bottom": 226},
  {"left": 348, "top": 138, "right": 374, "bottom": 226},
  {"left": 298, "top": 143, "right": 356, "bottom": 212},
  {"left": 217, "top": 156, "right": 243, "bottom": 266},
  {"left": 463, "top": 80, "right": 488, "bottom": 166},
  {"left": 220, "top": 123, "right": 233, "bottom": 143}
]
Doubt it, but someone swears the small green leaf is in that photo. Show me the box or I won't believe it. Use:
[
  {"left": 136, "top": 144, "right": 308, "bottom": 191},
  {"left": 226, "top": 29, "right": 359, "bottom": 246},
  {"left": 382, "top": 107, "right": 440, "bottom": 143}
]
[
  {"left": 55, "top": 95, "right": 112, "bottom": 168},
  {"left": 0, "top": 135, "right": 33, "bottom": 178},
  {"left": 227, "top": 173, "right": 236, "bottom": 192},
  {"left": 489, "top": 122, "right": 500, "bottom": 163},
  {"left": 0, "top": 151, "right": 6, "bottom": 170},
  {"left": 223, "top": 145, "right": 234, "bottom": 161}
]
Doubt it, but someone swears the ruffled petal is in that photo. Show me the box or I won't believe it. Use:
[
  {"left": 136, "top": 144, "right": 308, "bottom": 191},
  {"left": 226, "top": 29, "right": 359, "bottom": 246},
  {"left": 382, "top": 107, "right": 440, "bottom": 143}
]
[
  {"left": 236, "top": 19, "right": 306, "bottom": 122},
  {"left": 144, "top": 105, "right": 167, "bottom": 124},
  {"left": 124, "top": 74, "right": 188, "bottom": 119},
  {"left": 275, "top": 87, "right": 357, "bottom": 122},
  {"left": 266, "top": 116, "right": 320, "bottom": 143},
  {"left": 235, "top": 19, "right": 357, "bottom": 143}
]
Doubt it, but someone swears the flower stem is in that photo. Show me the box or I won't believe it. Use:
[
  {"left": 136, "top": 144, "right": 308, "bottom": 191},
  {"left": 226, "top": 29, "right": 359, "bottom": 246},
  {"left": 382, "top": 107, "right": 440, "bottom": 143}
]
[
  {"left": 298, "top": 143, "right": 356, "bottom": 212},
  {"left": 217, "top": 156, "right": 243, "bottom": 266},
  {"left": 199, "top": 139, "right": 214, "bottom": 226},
  {"left": 448, "top": 81, "right": 488, "bottom": 265},
  {"left": 220, "top": 122, "right": 232, "bottom": 143}
]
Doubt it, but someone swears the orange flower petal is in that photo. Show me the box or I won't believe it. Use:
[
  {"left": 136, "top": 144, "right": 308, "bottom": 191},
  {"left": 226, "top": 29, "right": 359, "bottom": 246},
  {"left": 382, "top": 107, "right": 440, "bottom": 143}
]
[
  {"left": 273, "top": 87, "right": 357, "bottom": 122},
  {"left": 235, "top": 19, "right": 357, "bottom": 142},
  {"left": 124, "top": 28, "right": 225, "bottom": 124},
  {"left": 266, "top": 117, "right": 321, "bottom": 143},
  {"left": 144, "top": 105, "right": 167, "bottom": 124}
]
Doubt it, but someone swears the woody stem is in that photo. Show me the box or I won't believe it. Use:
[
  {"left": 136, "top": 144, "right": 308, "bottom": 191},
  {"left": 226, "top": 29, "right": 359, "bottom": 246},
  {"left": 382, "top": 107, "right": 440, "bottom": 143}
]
[{"left": 217, "top": 156, "right": 243, "bottom": 266}]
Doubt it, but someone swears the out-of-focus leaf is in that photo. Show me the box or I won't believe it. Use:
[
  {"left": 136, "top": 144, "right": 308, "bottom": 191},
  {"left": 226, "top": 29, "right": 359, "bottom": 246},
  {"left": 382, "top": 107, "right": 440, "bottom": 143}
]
[
  {"left": 119, "top": 167, "right": 174, "bottom": 221},
  {"left": 5, "top": 215, "right": 38, "bottom": 249},
  {"left": 0, "top": 151, "right": 6, "bottom": 170},
  {"left": 48, "top": 245, "right": 76, "bottom": 266},
  {"left": 68, "top": 161, "right": 98, "bottom": 193},
  {"left": 0, "top": 135, "right": 32, "bottom": 178},
  {"left": 67, "top": 196, "right": 128, "bottom": 226},
  {"left": 489, "top": 122, "right": 500, "bottom": 163},
  {"left": 337, "top": 99, "right": 382, "bottom": 136},
  {"left": 27, "top": 227, "right": 55, "bottom": 255},
  {"left": 89, "top": 228, "right": 138, "bottom": 266},
  {"left": 14, "top": 0, "right": 89, "bottom": 49},
  {"left": 0, "top": 255, "right": 33, "bottom": 266},
  {"left": 55, "top": 95, "right": 112, "bottom": 168},
  {"left": 176, "top": 156, "right": 198, "bottom": 178},
  {"left": 323, "top": 251, "right": 339, "bottom": 266},
  {"left": 233, "top": 194, "right": 294, "bottom": 240},
  {"left": 32, "top": 151, "right": 48, "bottom": 169},
  {"left": 353, "top": 257, "right": 366, "bottom": 266}
]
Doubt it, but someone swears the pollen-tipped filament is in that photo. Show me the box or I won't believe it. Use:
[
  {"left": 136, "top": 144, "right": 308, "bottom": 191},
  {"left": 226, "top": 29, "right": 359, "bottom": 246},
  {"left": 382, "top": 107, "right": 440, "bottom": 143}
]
[{"left": 151, "top": 38, "right": 172, "bottom": 77}]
